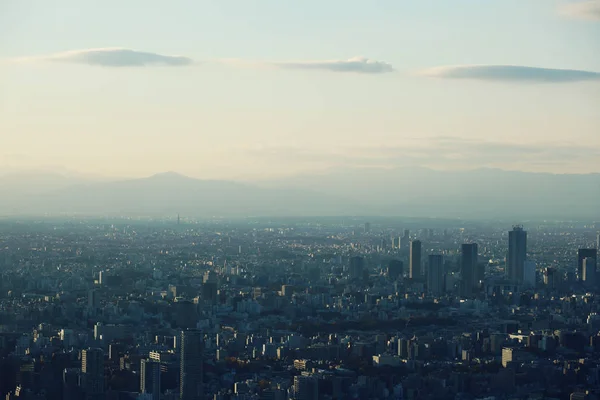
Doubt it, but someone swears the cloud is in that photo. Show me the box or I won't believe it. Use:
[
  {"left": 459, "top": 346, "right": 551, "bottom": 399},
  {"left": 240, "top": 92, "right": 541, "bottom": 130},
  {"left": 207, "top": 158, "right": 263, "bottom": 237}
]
[
  {"left": 419, "top": 64, "right": 600, "bottom": 83},
  {"left": 271, "top": 57, "right": 394, "bottom": 74},
  {"left": 22, "top": 48, "right": 194, "bottom": 67},
  {"left": 249, "top": 138, "right": 600, "bottom": 173},
  {"left": 560, "top": 0, "right": 600, "bottom": 20}
]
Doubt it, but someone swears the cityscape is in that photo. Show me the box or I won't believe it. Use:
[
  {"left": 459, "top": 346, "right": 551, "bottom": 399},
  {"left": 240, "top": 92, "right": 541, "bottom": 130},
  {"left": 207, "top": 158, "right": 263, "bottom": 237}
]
[
  {"left": 2, "top": 0, "right": 600, "bottom": 399},
  {"left": 0, "top": 217, "right": 599, "bottom": 399}
]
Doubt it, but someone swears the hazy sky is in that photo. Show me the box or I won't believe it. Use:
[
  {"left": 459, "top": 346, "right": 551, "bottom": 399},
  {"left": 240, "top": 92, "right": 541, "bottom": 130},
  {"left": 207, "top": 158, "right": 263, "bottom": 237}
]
[{"left": 1, "top": 0, "right": 600, "bottom": 180}]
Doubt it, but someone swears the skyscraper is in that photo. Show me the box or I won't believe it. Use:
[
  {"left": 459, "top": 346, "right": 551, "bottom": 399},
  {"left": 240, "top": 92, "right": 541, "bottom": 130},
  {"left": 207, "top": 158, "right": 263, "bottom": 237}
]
[
  {"left": 180, "top": 329, "right": 203, "bottom": 400},
  {"left": 140, "top": 359, "right": 161, "bottom": 400},
  {"left": 582, "top": 257, "right": 597, "bottom": 286},
  {"left": 349, "top": 256, "right": 365, "bottom": 280},
  {"left": 81, "top": 348, "right": 104, "bottom": 400},
  {"left": 294, "top": 374, "right": 318, "bottom": 400},
  {"left": 400, "top": 230, "right": 410, "bottom": 249},
  {"left": 597, "top": 232, "right": 600, "bottom": 250},
  {"left": 461, "top": 243, "right": 478, "bottom": 297},
  {"left": 387, "top": 259, "right": 403, "bottom": 280},
  {"left": 409, "top": 240, "right": 422, "bottom": 279},
  {"left": 578, "top": 249, "right": 597, "bottom": 281},
  {"left": 507, "top": 226, "right": 527, "bottom": 284},
  {"left": 427, "top": 255, "right": 444, "bottom": 295}
]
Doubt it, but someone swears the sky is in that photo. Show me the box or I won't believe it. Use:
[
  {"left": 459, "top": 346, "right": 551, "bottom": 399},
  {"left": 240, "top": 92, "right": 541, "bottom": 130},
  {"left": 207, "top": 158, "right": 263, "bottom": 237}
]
[{"left": 1, "top": 0, "right": 600, "bottom": 180}]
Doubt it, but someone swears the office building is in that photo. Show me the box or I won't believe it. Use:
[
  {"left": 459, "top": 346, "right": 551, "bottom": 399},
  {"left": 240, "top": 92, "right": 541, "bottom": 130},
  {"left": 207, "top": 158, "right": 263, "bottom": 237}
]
[
  {"left": 63, "top": 368, "right": 82, "bottom": 400},
  {"left": 523, "top": 260, "right": 536, "bottom": 287},
  {"left": 387, "top": 259, "right": 403, "bottom": 280},
  {"left": 543, "top": 267, "right": 557, "bottom": 289},
  {"left": 293, "top": 374, "right": 318, "bottom": 400},
  {"left": 349, "top": 256, "right": 365, "bottom": 280},
  {"left": 427, "top": 255, "right": 444, "bottom": 295},
  {"left": 461, "top": 243, "right": 478, "bottom": 297},
  {"left": 578, "top": 249, "right": 597, "bottom": 281},
  {"left": 140, "top": 359, "right": 161, "bottom": 400},
  {"left": 507, "top": 226, "right": 527, "bottom": 284},
  {"left": 364, "top": 222, "right": 371, "bottom": 233},
  {"left": 88, "top": 290, "right": 100, "bottom": 314},
  {"left": 409, "top": 240, "right": 422, "bottom": 279},
  {"left": 180, "top": 329, "right": 203, "bottom": 400},
  {"left": 501, "top": 347, "right": 514, "bottom": 368},
  {"left": 582, "top": 257, "right": 597, "bottom": 286},
  {"left": 81, "top": 348, "right": 104, "bottom": 400},
  {"left": 400, "top": 230, "right": 410, "bottom": 249}
]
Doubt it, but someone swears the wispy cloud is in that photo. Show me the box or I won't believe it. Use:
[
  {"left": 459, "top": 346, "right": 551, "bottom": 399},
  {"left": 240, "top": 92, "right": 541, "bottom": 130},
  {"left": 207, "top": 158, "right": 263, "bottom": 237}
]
[
  {"left": 419, "top": 64, "right": 600, "bottom": 83},
  {"left": 17, "top": 48, "right": 194, "bottom": 67},
  {"left": 271, "top": 57, "right": 395, "bottom": 74},
  {"left": 249, "top": 138, "right": 600, "bottom": 173},
  {"left": 560, "top": 0, "right": 600, "bottom": 20}
]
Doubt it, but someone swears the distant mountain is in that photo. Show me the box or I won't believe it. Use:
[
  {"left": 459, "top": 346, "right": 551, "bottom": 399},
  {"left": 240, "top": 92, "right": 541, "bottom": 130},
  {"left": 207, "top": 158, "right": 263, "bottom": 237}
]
[
  {"left": 1, "top": 168, "right": 599, "bottom": 219},
  {"left": 259, "top": 167, "right": 600, "bottom": 220},
  {"left": 0, "top": 171, "right": 358, "bottom": 217}
]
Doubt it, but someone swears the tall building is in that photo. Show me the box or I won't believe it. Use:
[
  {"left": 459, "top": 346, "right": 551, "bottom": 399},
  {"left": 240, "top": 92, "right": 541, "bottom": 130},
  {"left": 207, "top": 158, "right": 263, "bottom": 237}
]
[
  {"left": 364, "top": 222, "right": 371, "bottom": 233},
  {"left": 578, "top": 249, "right": 597, "bottom": 281},
  {"left": 507, "top": 226, "right": 527, "bottom": 284},
  {"left": 582, "top": 257, "right": 597, "bottom": 286},
  {"left": 400, "top": 230, "right": 410, "bottom": 249},
  {"left": 409, "top": 240, "right": 422, "bottom": 279},
  {"left": 543, "top": 267, "right": 557, "bottom": 289},
  {"left": 461, "top": 243, "right": 478, "bottom": 297},
  {"left": 180, "top": 329, "right": 203, "bottom": 400},
  {"left": 387, "top": 260, "right": 403, "bottom": 280},
  {"left": 523, "top": 260, "right": 536, "bottom": 287},
  {"left": 427, "top": 255, "right": 444, "bottom": 295},
  {"left": 81, "top": 348, "right": 104, "bottom": 400},
  {"left": 293, "top": 374, "right": 318, "bottom": 400},
  {"left": 597, "top": 232, "right": 600, "bottom": 250},
  {"left": 501, "top": 347, "right": 514, "bottom": 368},
  {"left": 140, "top": 359, "right": 161, "bottom": 400},
  {"left": 88, "top": 290, "right": 100, "bottom": 314},
  {"left": 63, "top": 368, "right": 82, "bottom": 400},
  {"left": 349, "top": 256, "right": 365, "bottom": 280}
]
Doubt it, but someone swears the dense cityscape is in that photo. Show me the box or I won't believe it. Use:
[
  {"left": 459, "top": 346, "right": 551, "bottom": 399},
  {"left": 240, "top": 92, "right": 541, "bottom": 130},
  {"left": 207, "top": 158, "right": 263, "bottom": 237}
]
[{"left": 0, "top": 217, "right": 599, "bottom": 400}]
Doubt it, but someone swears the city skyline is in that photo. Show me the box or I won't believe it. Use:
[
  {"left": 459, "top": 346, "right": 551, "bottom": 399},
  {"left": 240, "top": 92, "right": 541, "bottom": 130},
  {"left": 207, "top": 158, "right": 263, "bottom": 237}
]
[{"left": 2, "top": 0, "right": 600, "bottom": 179}]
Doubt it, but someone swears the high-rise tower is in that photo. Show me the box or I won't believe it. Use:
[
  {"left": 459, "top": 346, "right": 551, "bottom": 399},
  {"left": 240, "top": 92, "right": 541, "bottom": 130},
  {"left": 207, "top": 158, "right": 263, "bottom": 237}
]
[
  {"left": 409, "top": 240, "right": 422, "bottom": 279},
  {"left": 81, "top": 348, "right": 104, "bottom": 400},
  {"left": 180, "top": 329, "right": 203, "bottom": 400},
  {"left": 349, "top": 256, "right": 366, "bottom": 280},
  {"left": 507, "top": 226, "right": 527, "bottom": 284},
  {"left": 461, "top": 243, "right": 478, "bottom": 297},
  {"left": 140, "top": 359, "right": 161, "bottom": 400},
  {"left": 578, "top": 249, "right": 597, "bottom": 281},
  {"left": 427, "top": 255, "right": 444, "bottom": 295}
]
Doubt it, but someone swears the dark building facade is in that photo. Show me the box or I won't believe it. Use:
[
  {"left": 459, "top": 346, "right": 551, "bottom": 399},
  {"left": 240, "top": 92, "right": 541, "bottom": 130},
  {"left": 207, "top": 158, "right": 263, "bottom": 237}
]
[
  {"left": 409, "top": 240, "right": 422, "bottom": 279},
  {"left": 461, "top": 243, "right": 478, "bottom": 297},
  {"left": 507, "top": 226, "right": 527, "bottom": 284},
  {"left": 180, "top": 329, "right": 203, "bottom": 400}
]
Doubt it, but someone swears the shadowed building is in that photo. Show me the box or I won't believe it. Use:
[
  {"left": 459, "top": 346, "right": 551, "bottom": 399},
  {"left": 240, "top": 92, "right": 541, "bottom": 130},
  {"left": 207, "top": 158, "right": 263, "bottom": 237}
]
[
  {"left": 81, "top": 348, "right": 104, "bottom": 400},
  {"left": 461, "top": 244, "right": 478, "bottom": 297},
  {"left": 427, "top": 255, "right": 444, "bottom": 295},
  {"left": 387, "top": 260, "right": 403, "bottom": 280},
  {"left": 349, "top": 256, "right": 365, "bottom": 280},
  {"left": 409, "top": 240, "right": 422, "bottom": 279},
  {"left": 578, "top": 249, "right": 597, "bottom": 281},
  {"left": 180, "top": 329, "right": 203, "bottom": 400},
  {"left": 507, "top": 226, "right": 527, "bottom": 284}
]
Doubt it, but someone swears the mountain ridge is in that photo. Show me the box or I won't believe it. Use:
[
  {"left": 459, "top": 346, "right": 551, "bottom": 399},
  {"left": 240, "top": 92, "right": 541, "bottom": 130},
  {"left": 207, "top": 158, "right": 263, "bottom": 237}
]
[{"left": 1, "top": 167, "right": 599, "bottom": 219}]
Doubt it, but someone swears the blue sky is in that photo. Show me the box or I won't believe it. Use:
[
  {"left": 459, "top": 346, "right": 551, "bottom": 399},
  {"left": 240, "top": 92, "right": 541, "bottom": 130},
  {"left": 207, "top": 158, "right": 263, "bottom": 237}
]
[{"left": 1, "top": 0, "right": 599, "bottom": 179}]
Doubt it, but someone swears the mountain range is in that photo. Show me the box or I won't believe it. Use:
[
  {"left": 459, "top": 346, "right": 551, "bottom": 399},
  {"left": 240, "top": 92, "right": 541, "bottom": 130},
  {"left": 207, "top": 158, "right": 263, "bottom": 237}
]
[{"left": 1, "top": 168, "right": 599, "bottom": 219}]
